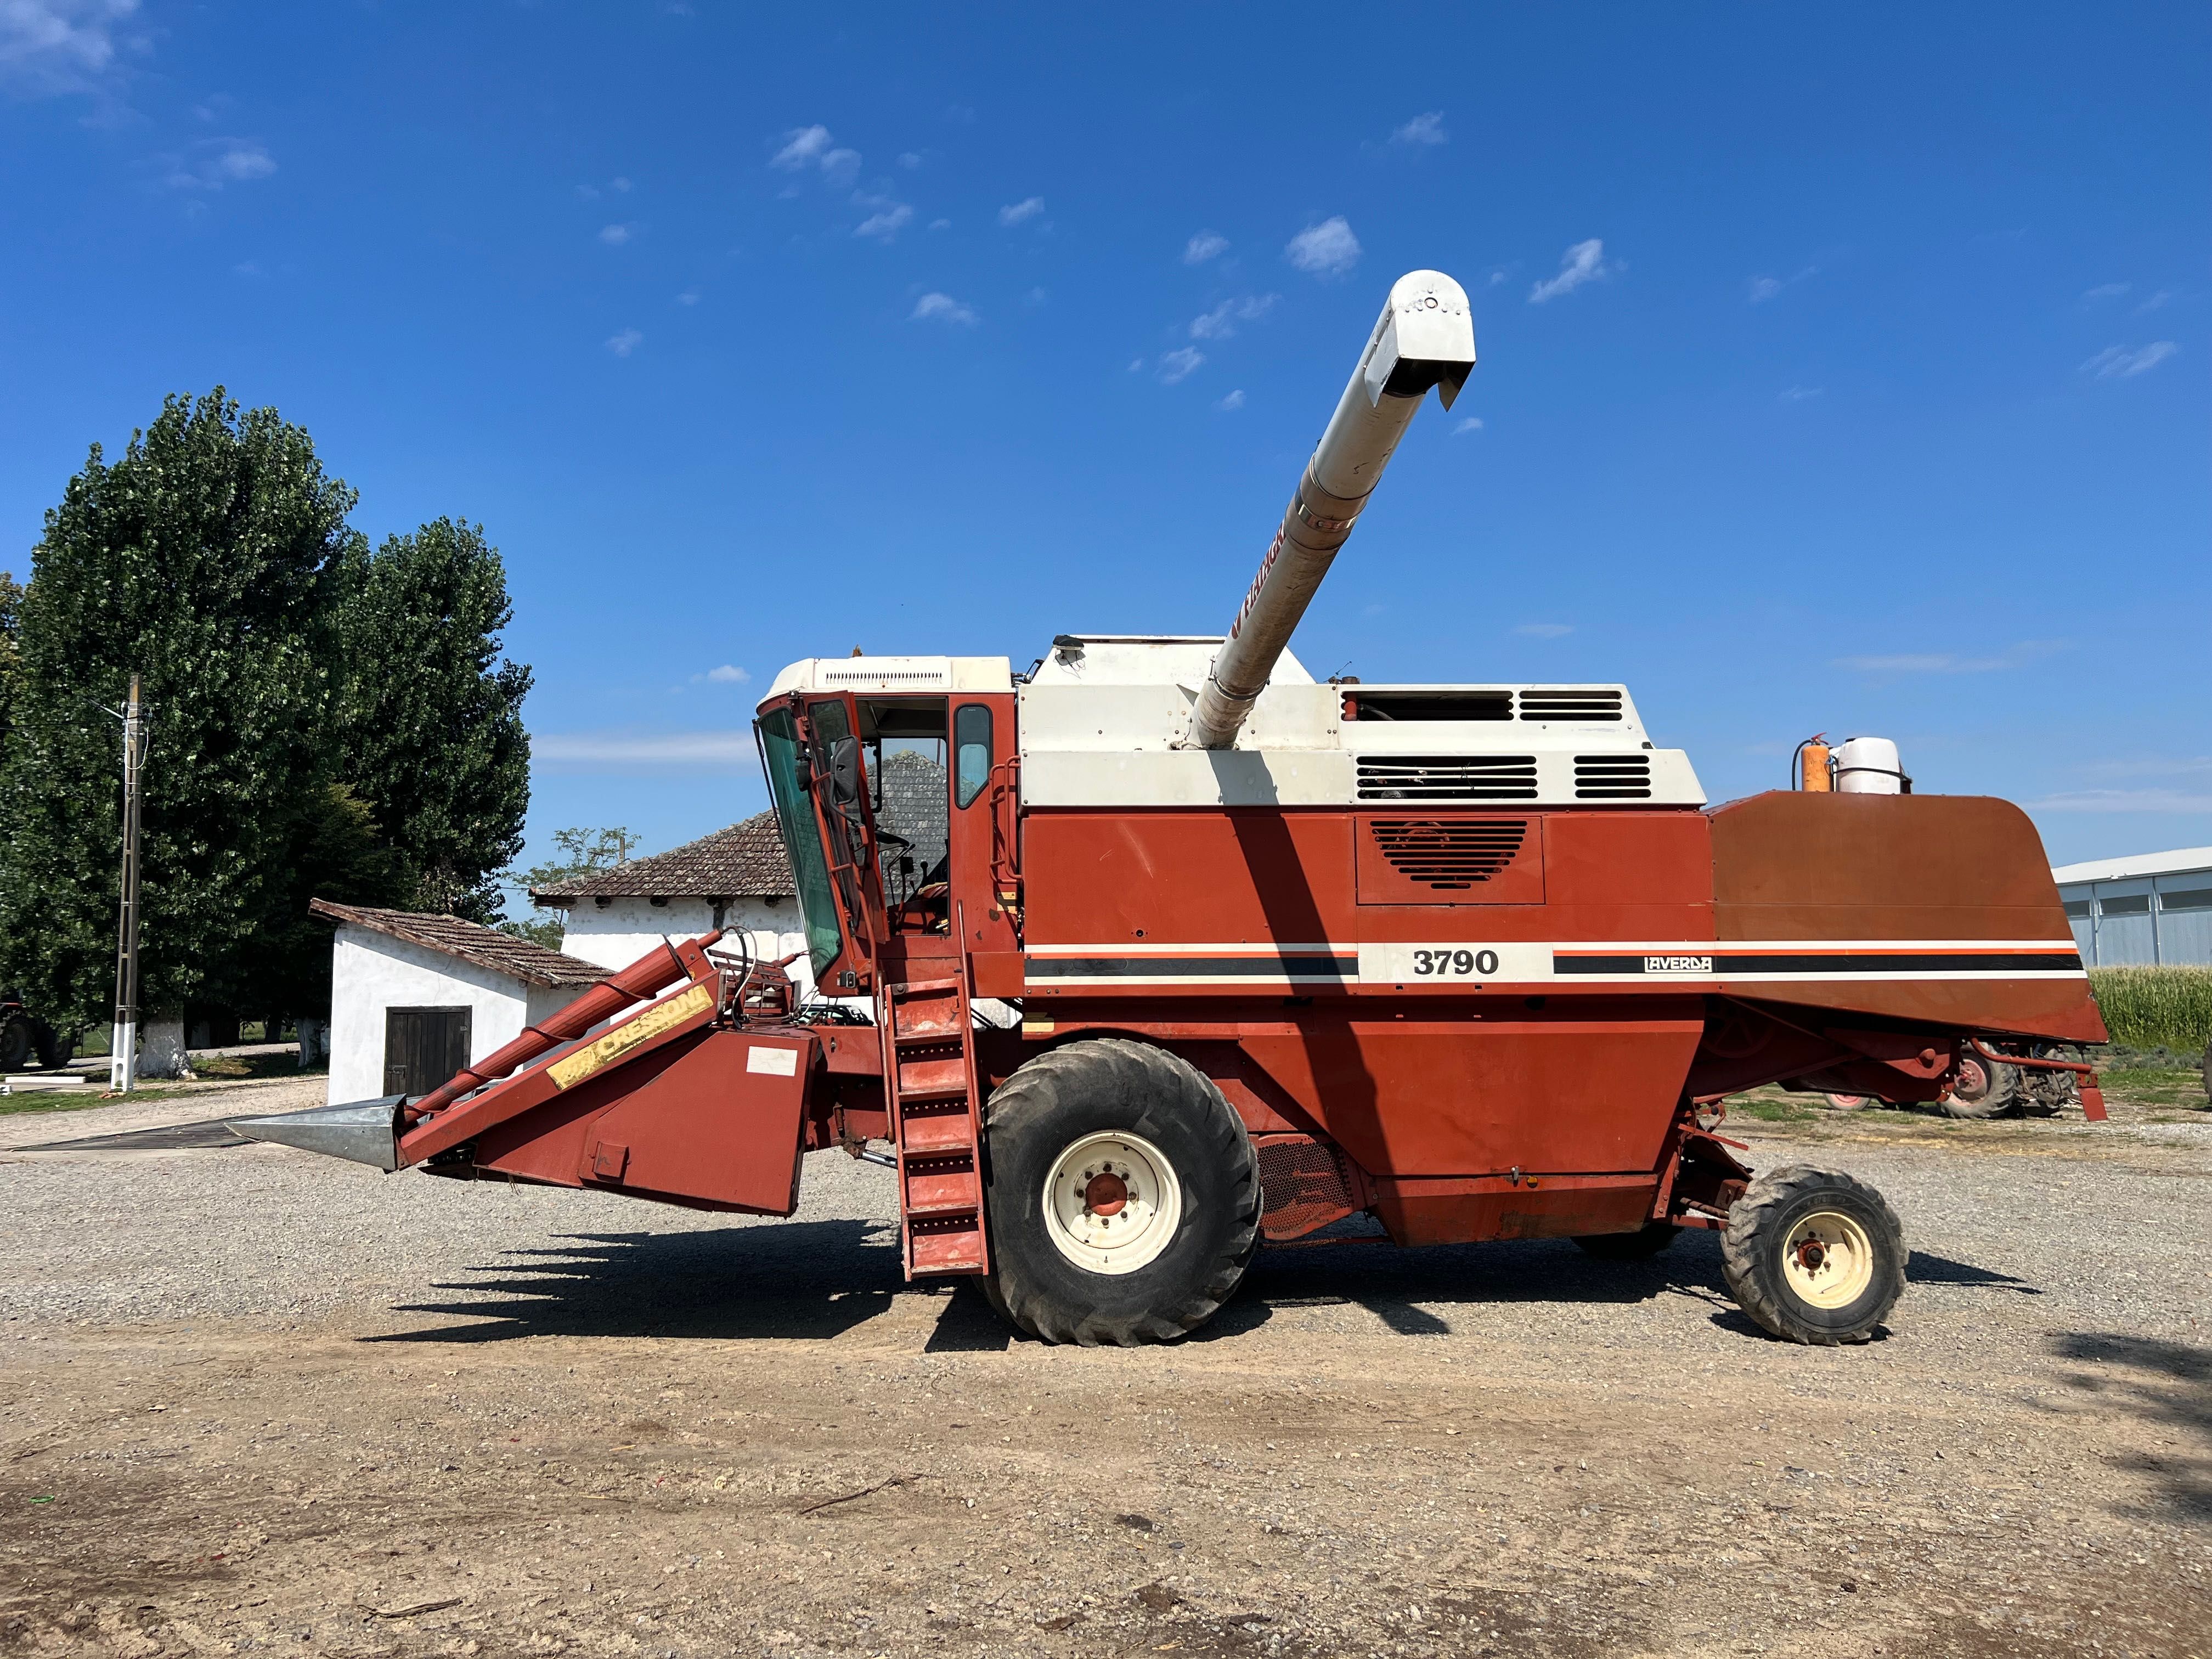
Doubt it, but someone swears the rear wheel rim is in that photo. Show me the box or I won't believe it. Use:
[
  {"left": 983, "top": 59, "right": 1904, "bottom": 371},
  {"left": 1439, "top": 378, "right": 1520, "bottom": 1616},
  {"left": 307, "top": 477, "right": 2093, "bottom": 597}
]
[
  {"left": 1781, "top": 1209, "right": 1876, "bottom": 1310},
  {"left": 1041, "top": 1131, "right": 1182, "bottom": 1276}
]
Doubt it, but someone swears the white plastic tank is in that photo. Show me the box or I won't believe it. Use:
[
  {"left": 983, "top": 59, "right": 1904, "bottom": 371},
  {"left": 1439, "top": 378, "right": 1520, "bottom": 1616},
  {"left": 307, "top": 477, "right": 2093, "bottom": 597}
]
[{"left": 1833, "top": 735, "right": 1908, "bottom": 794}]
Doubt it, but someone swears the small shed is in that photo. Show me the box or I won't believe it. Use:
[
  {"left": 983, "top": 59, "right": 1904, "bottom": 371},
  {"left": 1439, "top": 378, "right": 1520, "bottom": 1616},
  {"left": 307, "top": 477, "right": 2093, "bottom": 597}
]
[
  {"left": 2050, "top": 847, "right": 2212, "bottom": 967},
  {"left": 311, "top": 900, "right": 611, "bottom": 1103},
  {"left": 531, "top": 811, "right": 812, "bottom": 989}
]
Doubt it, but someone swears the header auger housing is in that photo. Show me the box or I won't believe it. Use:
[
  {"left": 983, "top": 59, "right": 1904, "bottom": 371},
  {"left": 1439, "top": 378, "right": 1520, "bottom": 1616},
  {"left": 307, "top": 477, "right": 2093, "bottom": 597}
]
[{"left": 241, "top": 269, "right": 2106, "bottom": 1348}]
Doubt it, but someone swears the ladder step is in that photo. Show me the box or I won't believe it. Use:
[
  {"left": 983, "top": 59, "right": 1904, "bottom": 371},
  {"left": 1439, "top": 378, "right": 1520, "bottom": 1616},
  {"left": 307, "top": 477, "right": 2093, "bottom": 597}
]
[
  {"left": 900, "top": 1106, "right": 978, "bottom": 1153},
  {"left": 898, "top": 1054, "right": 971, "bottom": 1098},
  {"left": 908, "top": 1216, "right": 987, "bottom": 1275},
  {"left": 902, "top": 1153, "right": 979, "bottom": 1215}
]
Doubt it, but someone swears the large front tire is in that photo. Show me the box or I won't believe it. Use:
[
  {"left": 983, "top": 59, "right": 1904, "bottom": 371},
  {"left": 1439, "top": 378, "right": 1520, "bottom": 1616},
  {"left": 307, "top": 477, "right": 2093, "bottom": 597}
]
[
  {"left": 1722, "top": 1166, "right": 1905, "bottom": 1345},
  {"left": 981, "top": 1039, "right": 1259, "bottom": 1346}
]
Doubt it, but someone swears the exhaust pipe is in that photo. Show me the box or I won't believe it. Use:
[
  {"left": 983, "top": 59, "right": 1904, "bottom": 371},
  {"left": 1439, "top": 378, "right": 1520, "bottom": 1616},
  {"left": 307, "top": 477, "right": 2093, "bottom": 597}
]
[{"left": 1185, "top": 269, "right": 1476, "bottom": 749}]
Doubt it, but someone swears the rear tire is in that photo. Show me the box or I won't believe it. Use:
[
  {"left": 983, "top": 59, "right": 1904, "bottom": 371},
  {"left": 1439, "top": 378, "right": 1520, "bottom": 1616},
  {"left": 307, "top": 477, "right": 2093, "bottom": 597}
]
[
  {"left": 981, "top": 1039, "right": 1259, "bottom": 1346},
  {"left": 0, "top": 1015, "right": 30, "bottom": 1073},
  {"left": 30, "top": 1021, "right": 66, "bottom": 1071},
  {"left": 1573, "top": 1221, "right": 1678, "bottom": 1260},
  {"left": 1940, "top": 1050, "right": 2013, "bottom": 1118},
  {"left": 1722, "top": 1166, "right": 1905, "bottom": 1345}
]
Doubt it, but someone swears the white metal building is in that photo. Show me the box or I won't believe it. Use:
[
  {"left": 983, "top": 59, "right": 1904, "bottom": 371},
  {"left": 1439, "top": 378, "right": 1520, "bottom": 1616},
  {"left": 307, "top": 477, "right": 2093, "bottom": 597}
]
[
  {"left": 2050, "top": 847, "right": 2212, "bottom": 967},
  {"left": 311, "top": 900, "right": 610, "bottom": 1103}
]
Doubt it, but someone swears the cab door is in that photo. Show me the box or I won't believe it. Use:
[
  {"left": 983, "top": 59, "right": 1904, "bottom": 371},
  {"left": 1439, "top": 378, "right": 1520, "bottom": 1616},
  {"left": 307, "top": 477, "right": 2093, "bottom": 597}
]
[{"left": 793, "top": 692, "right": 891, "bottom": 993}]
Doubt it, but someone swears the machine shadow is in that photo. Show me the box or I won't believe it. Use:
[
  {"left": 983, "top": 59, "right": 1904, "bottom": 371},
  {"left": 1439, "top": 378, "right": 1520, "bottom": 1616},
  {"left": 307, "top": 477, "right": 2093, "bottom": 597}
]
[
  {"left": 1206, "top": 1227, "right": 1740, "bottom": 1340},
  {"left": 364, "top": 1220, "right": 904, "bottom": 1344},
  {"left": 2046, "top": 1332, "right": 2212, "bottom": 1523}
]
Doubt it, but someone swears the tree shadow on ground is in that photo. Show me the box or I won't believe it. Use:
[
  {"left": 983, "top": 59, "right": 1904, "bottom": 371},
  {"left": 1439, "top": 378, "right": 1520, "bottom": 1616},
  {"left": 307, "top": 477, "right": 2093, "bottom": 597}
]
[
  {"left": 364, "top": 1220, "right": 904, "bottom": 1343},
  {"left": 2047, "top": 1332, "right": 2211, "bottom": 1523}
]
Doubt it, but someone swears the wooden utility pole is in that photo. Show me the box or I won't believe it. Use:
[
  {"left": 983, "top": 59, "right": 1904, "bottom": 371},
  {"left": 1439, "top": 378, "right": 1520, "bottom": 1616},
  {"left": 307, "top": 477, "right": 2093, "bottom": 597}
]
[{"left": 109, "top": 673, "right": 145, "bottom": 1092}]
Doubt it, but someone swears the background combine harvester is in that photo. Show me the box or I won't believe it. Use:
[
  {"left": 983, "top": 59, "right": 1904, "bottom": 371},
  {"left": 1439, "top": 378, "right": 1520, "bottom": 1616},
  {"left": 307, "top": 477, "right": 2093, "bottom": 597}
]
[{"left": 240, "top": 269, "right": 2108, "bottom": 1348}]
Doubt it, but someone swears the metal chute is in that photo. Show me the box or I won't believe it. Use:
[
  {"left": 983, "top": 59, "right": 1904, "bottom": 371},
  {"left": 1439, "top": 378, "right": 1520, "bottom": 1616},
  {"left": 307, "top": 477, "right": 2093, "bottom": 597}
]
[{"left": 1186, "top": 269, "right": 1476, "bottom": 749}]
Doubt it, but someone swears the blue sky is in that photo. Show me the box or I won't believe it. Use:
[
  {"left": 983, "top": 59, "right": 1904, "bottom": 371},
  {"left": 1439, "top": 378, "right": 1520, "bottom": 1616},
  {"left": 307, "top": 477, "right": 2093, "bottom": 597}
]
[{"left": 3, "top": 3, "right": 2205, "bottom": 896}]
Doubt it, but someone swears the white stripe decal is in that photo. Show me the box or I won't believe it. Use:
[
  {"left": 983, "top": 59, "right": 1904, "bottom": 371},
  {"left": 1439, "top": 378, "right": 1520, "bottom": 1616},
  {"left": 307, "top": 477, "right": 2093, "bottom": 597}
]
[{"left": 1020, "top": 939, "right": 2086, "bottom": 986}]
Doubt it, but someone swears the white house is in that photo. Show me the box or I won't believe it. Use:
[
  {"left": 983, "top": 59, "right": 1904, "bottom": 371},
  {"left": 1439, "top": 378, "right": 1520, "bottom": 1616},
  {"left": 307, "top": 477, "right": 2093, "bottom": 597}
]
[
  {"left": 311, "top": 900, "right": 611, "bottom": 1104},
  {"left": 530, "top": 811, "right": 815, "bottom": 994}
]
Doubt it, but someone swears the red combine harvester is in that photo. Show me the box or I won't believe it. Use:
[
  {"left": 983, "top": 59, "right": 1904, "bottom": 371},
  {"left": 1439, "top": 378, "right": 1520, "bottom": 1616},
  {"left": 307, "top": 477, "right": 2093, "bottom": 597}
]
[{"left": 240, "top": 270, "right": 2107, "bottom": 1347}]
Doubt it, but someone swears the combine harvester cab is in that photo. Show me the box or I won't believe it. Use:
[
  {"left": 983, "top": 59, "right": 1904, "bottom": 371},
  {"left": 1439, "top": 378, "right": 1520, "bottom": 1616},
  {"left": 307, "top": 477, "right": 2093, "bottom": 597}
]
[{"left": 241, "top": 268, "right": 2107, "bottom": 1349}]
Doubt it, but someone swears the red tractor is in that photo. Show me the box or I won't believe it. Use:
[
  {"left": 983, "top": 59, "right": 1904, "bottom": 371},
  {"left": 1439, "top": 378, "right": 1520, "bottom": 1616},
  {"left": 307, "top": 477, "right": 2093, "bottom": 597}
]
[{"left": 242, "top": 270, "right": 2106, "bottom": 1347}]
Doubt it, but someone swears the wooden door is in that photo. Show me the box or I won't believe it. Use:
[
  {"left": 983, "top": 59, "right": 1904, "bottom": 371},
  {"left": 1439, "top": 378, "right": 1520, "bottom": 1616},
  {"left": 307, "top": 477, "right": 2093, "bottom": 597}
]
[{"left": 382, "top": 1007, "right": 472, "bottom": 1097}]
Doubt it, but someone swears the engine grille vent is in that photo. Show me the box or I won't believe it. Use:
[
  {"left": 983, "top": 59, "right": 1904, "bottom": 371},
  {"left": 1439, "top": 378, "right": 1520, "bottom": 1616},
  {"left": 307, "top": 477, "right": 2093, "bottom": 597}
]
[
  {"left": 1368, "top": 818, "right": 1530, "bottom": 889},
  {"left": 1574, "top": 754, "right": 1652, "bottom": 799},
  {"left": 1519, "top": 688, "right": 1624, "bottom": 721},
  {"left": 1355, "top": 755, "right": 1538, "bottom": 802}
]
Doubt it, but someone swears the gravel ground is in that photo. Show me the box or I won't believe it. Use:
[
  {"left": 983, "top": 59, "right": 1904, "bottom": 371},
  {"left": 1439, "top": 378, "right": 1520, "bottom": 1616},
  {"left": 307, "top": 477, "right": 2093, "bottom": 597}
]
[{"left": 2, "top": 1083, "right": 2207, "bottom": 1657}]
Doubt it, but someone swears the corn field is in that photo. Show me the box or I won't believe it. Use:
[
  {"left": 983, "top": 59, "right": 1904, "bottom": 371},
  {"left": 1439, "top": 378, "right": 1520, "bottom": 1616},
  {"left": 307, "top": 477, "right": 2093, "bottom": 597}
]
[{"left": 2089, "top": 967, "right": 2212, "bottom": 1052}]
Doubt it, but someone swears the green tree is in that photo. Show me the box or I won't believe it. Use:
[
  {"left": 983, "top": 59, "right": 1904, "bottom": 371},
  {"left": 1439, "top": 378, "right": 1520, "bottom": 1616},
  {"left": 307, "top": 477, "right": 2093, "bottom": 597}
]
[
  {"left": 0, "top": 392, "right": 361, "bottom": 1029},
  {"left": 498, "top": 827, "right": 642, "bottom": 949},
  {"left": 331, "top": 518, "right": 532, "bottom": 922},
  {"left": 0, "top": 568, "right": 21, "bottom": 748}
]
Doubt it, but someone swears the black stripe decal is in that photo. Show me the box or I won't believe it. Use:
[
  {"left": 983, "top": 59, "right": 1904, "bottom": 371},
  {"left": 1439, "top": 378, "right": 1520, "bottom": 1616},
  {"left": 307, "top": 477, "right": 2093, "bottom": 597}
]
[
  {"left": 1558, "top": 951, "right": 2083, "bottom": 975},
  {"left": 1030, "top": 955, "right": 1359, "bottom": 979}
]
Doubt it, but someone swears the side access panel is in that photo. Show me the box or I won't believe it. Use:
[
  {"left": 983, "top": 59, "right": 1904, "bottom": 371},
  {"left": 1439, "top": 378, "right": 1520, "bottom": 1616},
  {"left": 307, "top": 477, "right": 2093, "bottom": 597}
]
[{"left": 473, "top": 1028, "right": 814, "bottom": 1215}]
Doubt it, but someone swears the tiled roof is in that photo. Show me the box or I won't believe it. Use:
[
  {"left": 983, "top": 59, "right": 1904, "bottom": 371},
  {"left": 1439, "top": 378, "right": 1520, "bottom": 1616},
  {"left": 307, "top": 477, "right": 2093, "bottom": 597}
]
[
  {"left": 530, "top": 810, "right": 795, "bottom": 903},
  {"left": 309, "top": 900, "right": 612, "bottom": 988}
]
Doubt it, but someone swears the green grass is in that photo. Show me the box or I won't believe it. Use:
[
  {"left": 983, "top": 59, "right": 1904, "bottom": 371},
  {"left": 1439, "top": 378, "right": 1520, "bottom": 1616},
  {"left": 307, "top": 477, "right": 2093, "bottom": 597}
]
[{"left": 2090, "top": 967, "right": 2212, "bottom": 1053}]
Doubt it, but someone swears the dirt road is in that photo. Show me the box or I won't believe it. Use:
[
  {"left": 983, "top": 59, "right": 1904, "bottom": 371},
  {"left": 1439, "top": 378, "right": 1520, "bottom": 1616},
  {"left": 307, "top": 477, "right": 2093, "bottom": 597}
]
[{"left": 2, "top": 1085, "right": 2207, "bottom": 1658}]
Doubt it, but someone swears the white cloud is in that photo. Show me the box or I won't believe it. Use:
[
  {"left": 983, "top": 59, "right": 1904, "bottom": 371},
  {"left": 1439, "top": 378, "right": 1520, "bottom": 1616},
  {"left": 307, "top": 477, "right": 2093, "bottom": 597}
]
[
  {"left": 998, "top": 195, "right": 1044, "bottom": 226},
  {"left": 1781, "top": 386, "right": 1824, "bottom": 402},
  {"left": 1024, "top": 286, "right": 1047, "bottom": 307},
  {"left": 2033, "top": 789, "right": 2212, "bottom": 814},
  {"left": 1832, "top": 640, "right": 2068, "bottom": 674},
  {"left": 1188, "top": 292, "right": 1277, "bottom": 340},
  {"left": 2081, "top": 282, "right": 2130, "bottom": 302},
  {"left": 1216, "top": 389, "right": 1245, "bottom": 411},
  {"left": 770, "top": 125, "right": 833, "bottom": 169},
  {"left": 911, "top": 291, "right": 978, "bottom": 325},
  {"left": 162, "top": 138, "right": 275, "bottom": 190},
  {"left": 854, "top": 203, "right": 913, "bottom": 240},
  {"left": 2135, "top": 289, "right": 2173, "bottom": 313},
  {"left": 1390, "top": 111, "right": 1447, "bottom": 147},
  {"left": 928, "top": 217, "right": 951, "bottom": 231},
  {"left": 2081, "top": 342, "right": 2177, "bottom": 380},
  {"left": 533, "top": 730, "right": 758, "bottom": 769},
  {"left": 1183, "top": 230, "right": 1228, "bottom": 264},
  {"left": 598, "top": 222, "right": 633, "bottom": 245},
  {"left": 1488, "top": 269, "right": 1508, "bottom": 286},
  {"left": 1528, "top": 239, "right": 1615, "bottom": 303},
  {"left": 1748, "top": 275, "right": 1783, "bottom": 303},
  {"left": 703, "top": 664, "right": 749, "bottom": 684},
  {"left": 675, "top": 289, "right": 699, "bottom": 305},
  {"left": 769, "top": 125, "right": 860, "bottom": 186},
  {"left": 1127, "top": 358, "right": 1145, "bottom": 373},
  {"left": 605, "top": 328, "right": 642, "bottom": 357},
  {"left": 1454, "top": 416, "right": 1483, "bottom": 434},
  {"left": 1515, "top": 622, "right": 1572, "bottom": 638},
  {"left": 1286, "top": 216, "right": 1360, "bottom": 277},
  {"left": 1157, "top": 346, "right": 1204, "bottom": 383},
  {"left": 0, "top": 0, "right": 136, "bottom": 92},
  {"left": 898, "top": 151, "right": 922, "bottom": 170}
]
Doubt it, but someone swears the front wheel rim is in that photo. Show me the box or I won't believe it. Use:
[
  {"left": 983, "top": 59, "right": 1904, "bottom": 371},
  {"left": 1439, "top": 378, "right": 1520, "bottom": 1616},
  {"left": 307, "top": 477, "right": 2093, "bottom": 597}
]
[
  {"left": 1780, "top": 1209, "right": 1877, "bottom": 1310},
  {"left": 1041, "top": 1131, "right": 1182, "bottom": 1276}
]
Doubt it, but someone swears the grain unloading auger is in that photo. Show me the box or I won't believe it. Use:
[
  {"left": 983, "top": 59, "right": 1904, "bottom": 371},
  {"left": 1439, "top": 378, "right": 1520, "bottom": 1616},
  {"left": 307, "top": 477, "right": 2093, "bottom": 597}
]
[{"left": 239, "top": 269, "right": 2109, "bottom": 1347}]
